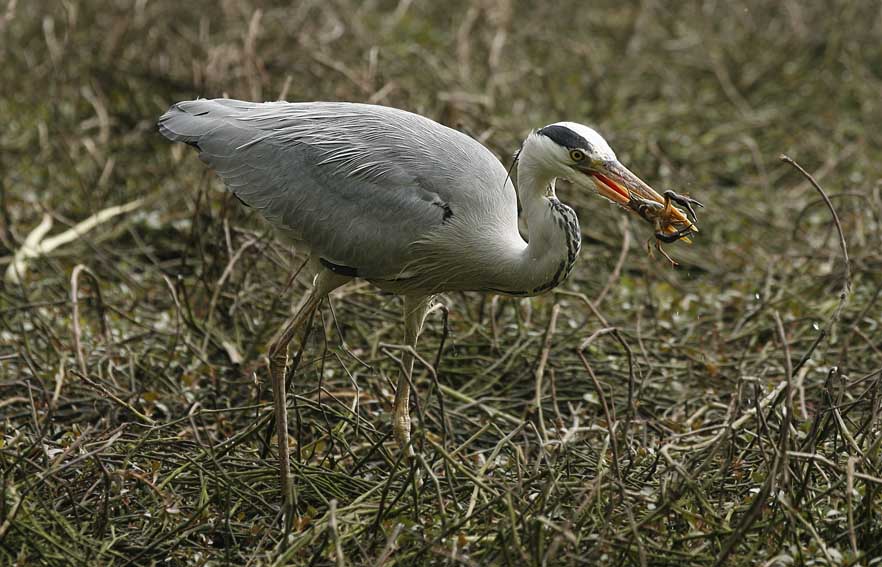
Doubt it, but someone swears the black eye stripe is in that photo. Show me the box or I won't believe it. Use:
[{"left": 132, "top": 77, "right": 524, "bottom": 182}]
[{"left": 537, "top": 124, "right": 592, "bottom": 153}]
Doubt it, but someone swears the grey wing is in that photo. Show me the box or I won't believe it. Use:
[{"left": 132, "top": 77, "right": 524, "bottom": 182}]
[{"left": 157, "top": 99, "right": 513, "bottom": 279}]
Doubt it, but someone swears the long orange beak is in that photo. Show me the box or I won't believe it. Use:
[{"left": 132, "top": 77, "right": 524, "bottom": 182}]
[{"left": 581, "top": 160, "right": 696, "bottom": 238}]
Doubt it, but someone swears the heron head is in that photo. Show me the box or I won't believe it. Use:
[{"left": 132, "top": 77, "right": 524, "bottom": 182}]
[{"left": 531, "top": 122, "right": 696, "bottom": 238}]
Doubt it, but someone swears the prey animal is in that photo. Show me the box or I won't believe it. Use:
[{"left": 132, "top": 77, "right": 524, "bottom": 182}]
[{"left": 628, "top": 189, "right": 703, "bottom": 264}]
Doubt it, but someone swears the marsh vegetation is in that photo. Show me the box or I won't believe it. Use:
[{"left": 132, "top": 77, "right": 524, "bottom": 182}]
[{"left": 2, "top": 1, "right": 881, "bottom": 564}]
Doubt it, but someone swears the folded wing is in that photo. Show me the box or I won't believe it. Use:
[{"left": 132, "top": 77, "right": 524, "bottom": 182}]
[{"left": 158, "top": 99, "right": 511, "bottom": 279}]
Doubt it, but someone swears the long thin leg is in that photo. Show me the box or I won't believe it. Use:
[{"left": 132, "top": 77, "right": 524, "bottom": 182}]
[
  {"left": 267, "top": 269, "right": 348, "bottom": 529},
  {"left": 393, "top": 295, "right": 432, "bottom": 457},
  {"left": 268, "top": 291, "right": 320, "bottom": 530}
]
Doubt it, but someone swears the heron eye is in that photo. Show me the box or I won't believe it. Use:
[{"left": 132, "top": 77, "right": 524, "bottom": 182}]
[{"left": 569, "top": 149, "right": 585, "bottom": 162}]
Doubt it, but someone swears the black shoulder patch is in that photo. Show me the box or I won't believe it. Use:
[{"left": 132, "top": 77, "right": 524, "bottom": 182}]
[
  {"left": 537, "top": 124, "right": 591, "bottom": 151},
  {"left": 232, "top": 193, "right": 251, "bottom": 208},
  {"left": 434, "top": 200, "right": 454, "bottom": 222},
  {"left": 319, "top": 258, "right": 358, "bottom": 277}
]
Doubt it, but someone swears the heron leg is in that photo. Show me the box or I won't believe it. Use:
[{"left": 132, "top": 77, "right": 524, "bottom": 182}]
[
  {"left": 267, "top": 268, "right": 348, "bottom": 530},
  {"left": 394, "top": 295, "right": 432, "bottom": 457}
]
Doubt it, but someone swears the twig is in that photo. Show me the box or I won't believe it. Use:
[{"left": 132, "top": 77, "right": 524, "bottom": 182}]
[
  {"left": 71, "top": 264, "right": 109, "bottom": 376},
  {"left": 780, "top": 155, "right": 851, "bottom": 325},
  {"left": 533, "top": 303, "right": 560, "bottom": 443},
  {"left": 464, "top": 421, "right": 528, "bottom": 519},
  {"left": 0, "top": 486, "right": 23, "bottom": 541},
  {"left": 714, "top": 427, "right": 784, "bottom": 566},
  {"left": 846, "top": 456, "right": 858, "bottom": 557},
  {"left": 5, "top": 213, "right": 52, "bottom": 284},
  {"left": 577, "top": 325, "right": 638, "bottom": 425},
  {"left": 5, "top": 199, "right": 144, "bottom": 284},
  {"left": 51, "top": 360, "right": 65, "bottom": 409},
  {"left": 73, "top": 370, "right": 156, "bottom": 426},
  {"left": 374, "top": 522, "right": 403, "bottom": 566},
  {"left": 787, "top": 451, "right": 882, "bottom": 485},
  {"left": 554, "top": 289, "right": 610, "bottom": 327},
  {"left": 438, "top": 384, "right": 520, "bottom": 426},
  {"left": 594, "top": 216, "right": 631, "bottom": 307},
  {"left": 200, "top": 237, "right": 257, "bottom": 359},
  {"left": 576, "top": 349, "right": 647, "bottom": 566},
  {"left": 423, "top": 436, "right": 499, "bottom": 496},
  {"left": 327, "top": 499, "right": 345, "bottom": 567},
  {"left": 774, "top": 310, "right": 793, "bottom": 489},
  {"left": 777, "top": 494, "right": 835, "bottom": 564},
  {"left": 428, "top": 304, "right": 451, "bottom": 447},
  {"left": 665, "top": 380, "right": 788, "bottom": 452}
]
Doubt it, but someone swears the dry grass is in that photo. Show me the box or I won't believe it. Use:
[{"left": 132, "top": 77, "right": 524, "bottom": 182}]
[{"left": 2, "top": 1, "right": 882, "bottom": 565}]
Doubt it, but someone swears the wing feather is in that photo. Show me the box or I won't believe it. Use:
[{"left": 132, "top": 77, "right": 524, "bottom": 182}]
[{"left": 158, "top": 99, "right": 514, "bottom": 279}]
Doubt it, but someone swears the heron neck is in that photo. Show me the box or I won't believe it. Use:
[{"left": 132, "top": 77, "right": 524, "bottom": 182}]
[
  {"left": 489, "top": 158, "right": 580, "bottom": 295},
  {"left": 517, "top": 159, "right": 556, "bottom": 225}
]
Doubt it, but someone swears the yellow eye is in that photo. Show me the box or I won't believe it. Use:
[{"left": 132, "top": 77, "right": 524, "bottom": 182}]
[{"left": 569, "top": 149, "right": 585, "bottom": 161}]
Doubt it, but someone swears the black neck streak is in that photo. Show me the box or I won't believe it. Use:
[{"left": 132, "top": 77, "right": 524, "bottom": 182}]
[{"left": 531, "top": 198, "right": 580, "bottom": 294}]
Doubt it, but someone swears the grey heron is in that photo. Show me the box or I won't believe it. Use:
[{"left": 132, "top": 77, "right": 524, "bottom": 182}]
[{"left": 158, "top": 99, "right": 700, "bottom": 514}]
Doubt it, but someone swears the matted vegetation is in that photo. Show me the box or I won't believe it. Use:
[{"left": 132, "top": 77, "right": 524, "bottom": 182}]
[{"left": 2, "top": 1, "right": 881, "bottom": 565}]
